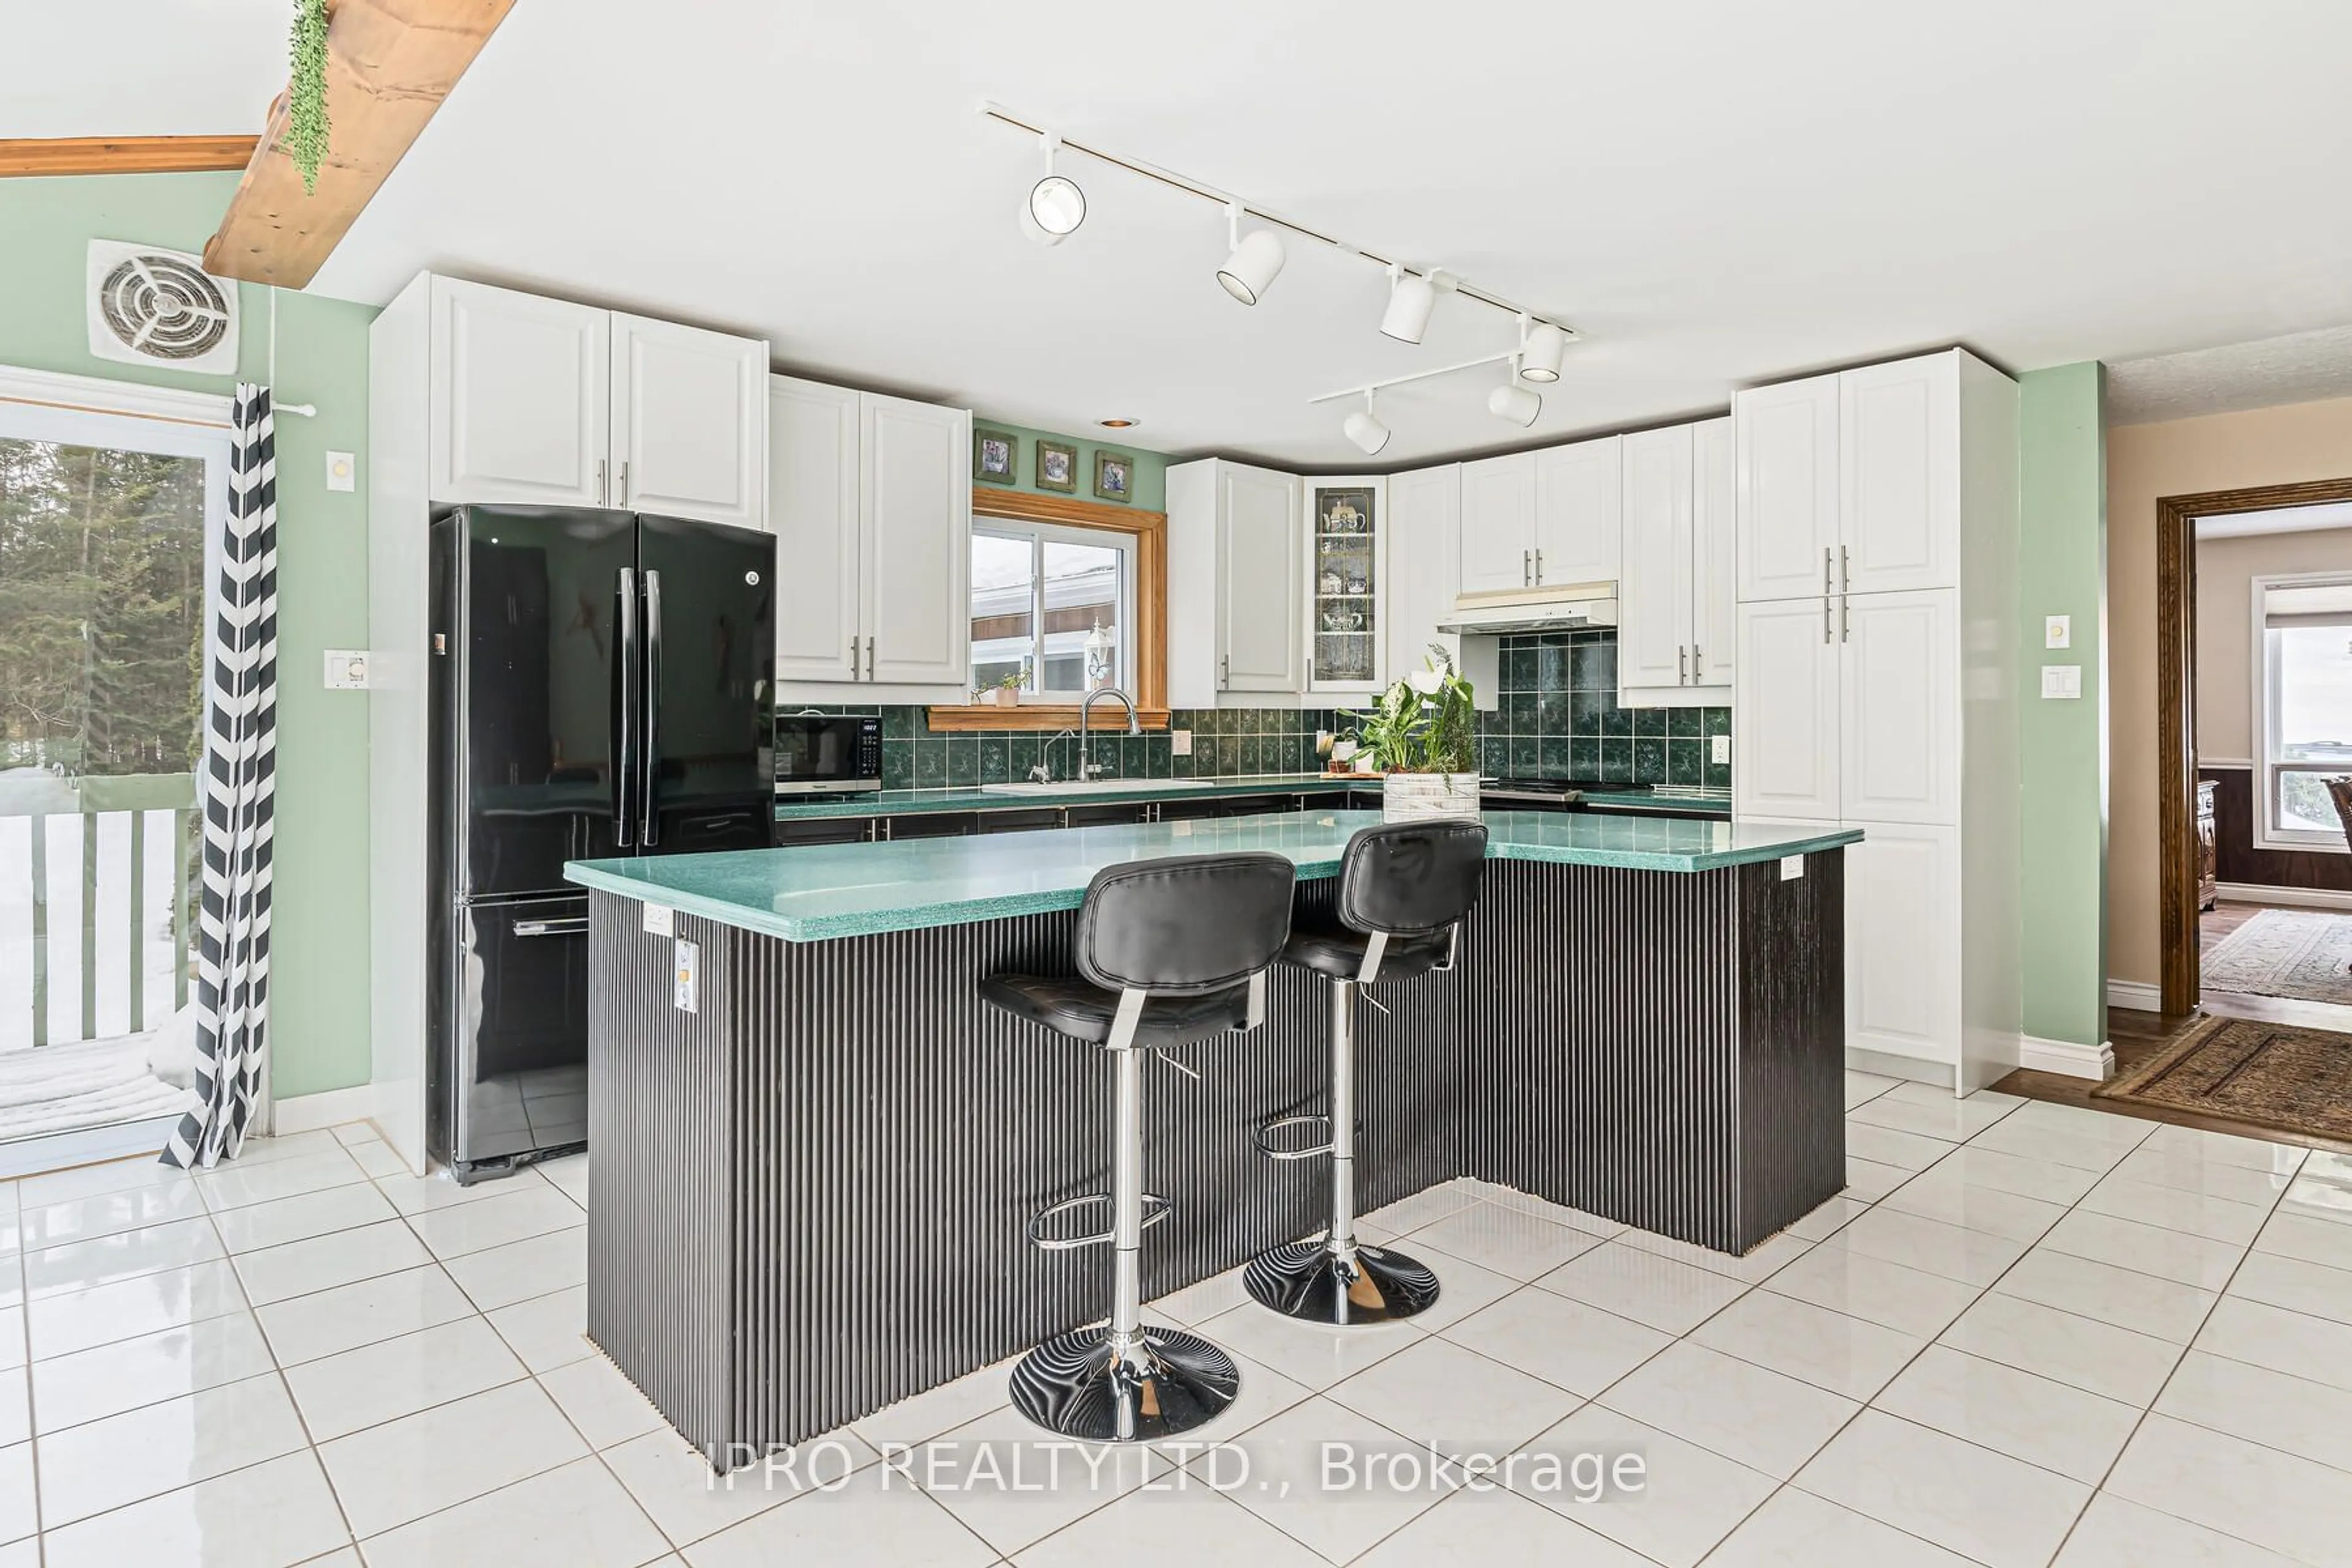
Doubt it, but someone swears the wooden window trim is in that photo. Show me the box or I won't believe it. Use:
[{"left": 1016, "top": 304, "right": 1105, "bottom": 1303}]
[{"left": 929, "top": 490, "right": 1170, "bottom": 732}]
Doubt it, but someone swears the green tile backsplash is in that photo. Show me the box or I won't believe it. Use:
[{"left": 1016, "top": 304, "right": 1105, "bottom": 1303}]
[{"left": 788, "top": 632, "right": 1727, "bottom": 791}]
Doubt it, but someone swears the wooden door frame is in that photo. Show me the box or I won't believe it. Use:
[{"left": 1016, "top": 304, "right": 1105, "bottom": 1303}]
[{"left": 2158, "top": 475, "right": 2352, "bottom": 1013}]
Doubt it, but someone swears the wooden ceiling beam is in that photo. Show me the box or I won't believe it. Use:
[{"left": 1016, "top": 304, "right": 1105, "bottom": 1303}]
[
  {"left": 0, "top": 136, "right": 262, "bottom": 178},
  {"left": 203, "top": 0, "right": 514, "bottom": 289}
]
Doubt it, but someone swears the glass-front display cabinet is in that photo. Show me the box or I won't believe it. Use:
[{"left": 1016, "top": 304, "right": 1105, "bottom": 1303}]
[{"left": 1306, "top": 477, "right": 1387, "bottom": 696}]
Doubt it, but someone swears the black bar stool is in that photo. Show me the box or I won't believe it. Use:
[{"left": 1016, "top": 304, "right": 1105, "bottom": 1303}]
[
  {"left": 1245, "top": 820, "right": 1487, "bottom": 1325},
  {"left": 980, "top": 852, "right": 1297, "bottom": 1442}
]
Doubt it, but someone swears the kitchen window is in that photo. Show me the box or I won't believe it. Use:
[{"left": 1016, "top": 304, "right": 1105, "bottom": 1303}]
[
  {"left": 2255, "top": 573, "right": 2352, "bottom": 850},
  {"left": 970, "top": 520, "right": 1132, "bottom": 698}
]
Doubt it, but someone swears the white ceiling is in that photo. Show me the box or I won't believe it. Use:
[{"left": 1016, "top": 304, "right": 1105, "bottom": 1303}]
[
  {"left": 2, "top": 3, "right": 291, "bottom": 139},
  {"left": 2109, "top": 325, "right": 2352, "bottom": 427},
  {"left": 36, "top": 1, "right": 2352, "bottom": 469}
]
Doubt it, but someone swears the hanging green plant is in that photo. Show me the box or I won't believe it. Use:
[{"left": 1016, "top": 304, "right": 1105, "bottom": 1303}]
[{"left": 285, "top": 0, "right": 331, "bottom": 194}]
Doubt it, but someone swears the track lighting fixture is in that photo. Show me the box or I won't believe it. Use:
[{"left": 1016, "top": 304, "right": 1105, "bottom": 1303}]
[
  {"left": 1019, "top": 134, "right": 1086, "bottom": 246},
  {"left": 1343, "top": 390, "right": 1391, "bottom": 456},
  {"left": 1488, "top": 372, "right": 1541, "bottom": 428},
  {"left": 1216, "top": 202, "right": 1286, "bottom": 306},
  {"left": 1379, "top": 265, "right": 1441, "bottom": 345},
  {"left": 1518, "top": 320, "right": 1567, "bottom": 383}
]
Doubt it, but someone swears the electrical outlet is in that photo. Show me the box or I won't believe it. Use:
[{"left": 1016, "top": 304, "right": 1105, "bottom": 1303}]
[
  {"left": 642, "top": 902, "right": 675, "bottom": 937},
  {"left": 322, "top": 650, "right": 369, "bottom": 689},
  {"left": 1711, "top": 734, "right": 1731, "bottom": 766},
  {"left": 325, "top": 451, "right": 356, "bottom": 492},
  {"left": 1779, "top": 855, "right": 1805, "bottom": 880},
  {"left": 1170, "top": 729, "right": 1192, "bottom": 758},
  {"left": 2045, "top": 614, "right": 2071, "bottom": 650},
  {"left": 673, "top": 937, "right": 700, "bottom": 1014}
]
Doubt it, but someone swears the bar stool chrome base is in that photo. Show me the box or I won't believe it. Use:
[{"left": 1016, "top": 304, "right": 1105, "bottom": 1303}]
[
  {"left": 1008, "top": 1324, "right": 1240, "bottom": 1442},
  {"left": 1244, "top": 1238, "right": 1441, "bottom": 1324}
]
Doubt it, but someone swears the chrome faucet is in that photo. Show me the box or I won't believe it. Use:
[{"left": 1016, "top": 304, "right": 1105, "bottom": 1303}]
[{"left": 1078, "top": 687, "right": 1140, "bottom": 780}]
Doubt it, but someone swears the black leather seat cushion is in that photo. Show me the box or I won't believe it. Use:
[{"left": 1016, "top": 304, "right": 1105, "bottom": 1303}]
[
  {"left": 979, "top": 973, "right": 1257, "bottom": 1049},
  {"left": 1280, "top": 919, "right": 1453, "bottom": 982}
]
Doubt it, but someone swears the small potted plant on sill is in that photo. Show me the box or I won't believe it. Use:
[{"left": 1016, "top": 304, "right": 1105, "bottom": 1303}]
[
  {"left": 978, "top": 665, "right": 1027, "bottom": 707},
  {"left": 1348, "top": 646, "right": 1481, "bottom": 822}
]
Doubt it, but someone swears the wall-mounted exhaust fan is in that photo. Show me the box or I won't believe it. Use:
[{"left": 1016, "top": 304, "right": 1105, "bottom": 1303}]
[{"left": 85, "top": 240, "right": 240, "bottom": 374}]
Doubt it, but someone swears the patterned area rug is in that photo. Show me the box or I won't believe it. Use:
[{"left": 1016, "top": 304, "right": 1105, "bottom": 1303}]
[
  {"left": 2201, "top": 908, "right": 2352, "bottom": 1005},
  {"left": 2095, "top": 1015, "right": 2352, "bottom": 1141}
]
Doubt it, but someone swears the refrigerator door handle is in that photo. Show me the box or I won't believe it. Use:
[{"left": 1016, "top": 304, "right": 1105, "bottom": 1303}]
[
  {"left": 614, "top": 567, "right": 639, "bottom": 847},
  {"left": 641, "top": 568, "right": 664, "bottom": 846}
]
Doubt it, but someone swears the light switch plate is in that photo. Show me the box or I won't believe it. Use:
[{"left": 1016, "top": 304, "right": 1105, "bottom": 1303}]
[
  {"left": 2045, "top": 614, "right": 2071, "bottom": 650},
  {"left": 2041, "top": 664, "right": 2082, "bottom": 699},
  {"left": 325, "top": 451, "right": 356, "bottom": 492},
  {"left": 642, "top": 902, "right": 675, "bottom": 937},
  {"left": 322, "top": 650, "right": 369, "bottom": 689},
  {"left": 673, "top": 937, "right": 700, "bottom": 1013},
  {"left": 1170, "top": 729, "right": 1192, "bottom": 758},
  {"left": 1711, "top": 734, "right": 1731, "bottom": 766}
]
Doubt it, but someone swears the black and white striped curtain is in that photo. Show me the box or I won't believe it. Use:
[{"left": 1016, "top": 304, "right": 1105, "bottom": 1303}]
[{"left": 163, "top": 384, "right": 278, "bottom": 1169}]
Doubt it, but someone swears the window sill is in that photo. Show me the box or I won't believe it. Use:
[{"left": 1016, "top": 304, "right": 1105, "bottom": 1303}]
[
  {"left": 2251, "top": 832, "right": 2351, "bottom": 855},
  {"left": 926, "top": 704, "right": 1172, "bottom": 733}
]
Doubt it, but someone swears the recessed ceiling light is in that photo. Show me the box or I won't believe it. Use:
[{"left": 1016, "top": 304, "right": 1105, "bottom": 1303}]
[{"left": 1097, "top": 417, "right": 1139, "bottom": 429}]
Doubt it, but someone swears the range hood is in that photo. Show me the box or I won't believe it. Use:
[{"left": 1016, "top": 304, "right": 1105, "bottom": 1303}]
[{"left": 1437, "top": 581, "right": 1618, "bottom": 636}]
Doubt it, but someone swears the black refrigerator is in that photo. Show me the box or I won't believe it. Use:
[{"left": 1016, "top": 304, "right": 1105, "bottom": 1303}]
[{"left": 428, "top": 505, "right": 775, "bottom": 1181}]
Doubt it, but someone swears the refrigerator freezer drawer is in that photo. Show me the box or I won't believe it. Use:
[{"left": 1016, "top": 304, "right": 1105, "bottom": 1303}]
[{"left": 449, "top": 893, "right": 590, "bottom": 1171}]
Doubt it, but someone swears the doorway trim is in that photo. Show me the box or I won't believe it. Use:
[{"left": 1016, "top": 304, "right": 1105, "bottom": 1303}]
[{"left": 2158, "top": 475, "right": 2352, "bottom": 1014}]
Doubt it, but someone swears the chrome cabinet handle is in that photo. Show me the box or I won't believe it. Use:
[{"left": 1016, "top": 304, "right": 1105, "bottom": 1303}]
[
  {"left": 1823, "top": 546, "right": 1832, "bottom": 594},
  {"left": 1842, "top": 596, "right": 1850, "bottom": 642},
  {"left": 1678, "top": 645, "right": 1688, "bottom": 684},
  {"left": 619, "top": 461, "right": 630, "bottom": 508},
  {"left": 598, "top": 459, "right": 608, "bottom": 506},
  {"left": 866, "top": 636, "right": 875, "bottom": 679},
  {"left": 1534, "top": 548, "right": 1544, "bottom": 583},
  {"left": 1694, "top": 645, "right": 1704, "bottom": 682},
  {"left": 849, "top": 636, "right": 859, "bottom": 679},
  {"left": 1523, "top": 549, "right": 1532, "bottom": 586},
  {"left": 513, "top": 917, "right": 588, "bottom": 938},
  {"left": 1220, "top": 654, "right": 1229, "bottom": 690},
  {"left": 1823, "top": 596, "right": 1833, "bottom": 644},
  {"left": 1841, "top": 544, "right": 1850, "bottom": 594}
]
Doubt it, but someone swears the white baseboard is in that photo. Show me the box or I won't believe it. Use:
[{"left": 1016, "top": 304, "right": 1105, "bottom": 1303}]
[
  {"left": 1844, "top": 1047, "right": 1955, "bottom": 1090},
  {"left": 270, "top": 1082, "right": 377, "bottom": 1137},
  {"left": 0, "top": 1113, "right": 186, "bottom": 1180},
  {"left": 2108, "top": 979, "right": 2163, "bottom": 1012},
  {"left": 2020, "top": 1035, "right": 2115, "bottom": 1082},
  {"left": 2215, "top": 881, "right": 2352, "bottom": 911}
]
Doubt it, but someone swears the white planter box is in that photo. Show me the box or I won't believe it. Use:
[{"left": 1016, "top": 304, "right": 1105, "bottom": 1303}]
[{"left": 1382, "top": 772, "right": 1482, "bottom": 823}]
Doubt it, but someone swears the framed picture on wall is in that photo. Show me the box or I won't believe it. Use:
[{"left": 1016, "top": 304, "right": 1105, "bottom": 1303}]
[
  {"left": 1094, "top": 450, "right": 1133, "bottom": 503},
  {"left": 973, "top": 428, "right": 1018, "bottom": 485},
  {"left": 1036, "top": 440, "right": 1078, "bottom": 494}
]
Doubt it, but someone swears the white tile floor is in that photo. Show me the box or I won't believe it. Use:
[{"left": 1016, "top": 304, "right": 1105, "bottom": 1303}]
[{"left": 0, "top": 1085, "right": 2345, "bottom": 1566}]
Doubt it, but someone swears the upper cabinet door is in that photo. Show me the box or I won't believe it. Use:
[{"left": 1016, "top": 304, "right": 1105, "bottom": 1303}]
[
  {"left": 1735, "top": 372, "right": 1839, "bottom": 603},
  {"left": 1534, "top": 436, "right": 1622, "bottom": 586},
  {"left": 1733, "top": 598, "right": 1841, "bottom": 821},
  {"left": 1219, "top": 464, "right": 1304, "bottom": 693},
  {"left": 1616, "top": 425, "right": 1693, "bottom": 693},
  {"left": 1457, "top": 453, "right": 1536, "bottom": 597},
  {"left": 429, "top": 278, "right": 609, "bottom": 508},
  {"left": 1304, "top": 478, "right": 1385, "bottom": 693},
  {"left": 609, "top": 314, "right": 768, "bottom": 529},
  {"left": 769, "top": 376, "right": 862, "bottom": 684},
  {"left": 860, "top": 394, "right": 971, "bottom": 687},
  {"left": 1841, "top": 353, "right": 1958, "bottom": 594},
  {"left": 1385, "top": 464, "right": 1461, "bottom": 686},
  {"left": 1839, "top": 587, "right": 1958, "bottom": 826},
  {"left": 1691, "top": 417, "right": 1736, "bottom": 688}
]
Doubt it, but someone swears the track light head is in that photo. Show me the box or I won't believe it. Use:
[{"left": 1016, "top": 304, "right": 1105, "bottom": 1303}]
[
  {"left": 1518, "top": 322, "right": 1567, "bottom": 383},
  {"left": 1488, "top": 379, "right": 1541, "bottom": 428},
  {"left": 1216, "top": 202, "right": 1286, "bottom": 305},
  {"left": 1343, "top": 390, "right": 1390, "bottom": 456},
  {"left": 1379, "top": 266, "right": 1439, "bottom": 344},
  {"left": 1019, "top": 134, "right": 1085, "bottom": 246}
]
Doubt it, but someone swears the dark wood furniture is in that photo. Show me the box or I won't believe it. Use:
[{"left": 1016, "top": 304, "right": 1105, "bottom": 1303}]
[{"left": 2197, "top": 780, "right": 2218, "bottom": 911}]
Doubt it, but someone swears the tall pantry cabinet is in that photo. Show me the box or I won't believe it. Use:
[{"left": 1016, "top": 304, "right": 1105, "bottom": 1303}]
[{"left": 1732, "top": 349, "right": 2020, "bottom": 1092}]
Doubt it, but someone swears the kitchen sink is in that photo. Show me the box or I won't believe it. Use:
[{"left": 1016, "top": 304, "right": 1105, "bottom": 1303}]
[{"left": 978, "top": 777, "right": 1181, "bottom": 796}]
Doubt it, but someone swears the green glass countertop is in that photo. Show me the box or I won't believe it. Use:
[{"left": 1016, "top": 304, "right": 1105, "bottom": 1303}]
[
  {"left": 774, "top": 774, "right": 1353, "bottom": 820},
  {"left": 567, "top": 809, "right": 1861, "bottom": 943}
]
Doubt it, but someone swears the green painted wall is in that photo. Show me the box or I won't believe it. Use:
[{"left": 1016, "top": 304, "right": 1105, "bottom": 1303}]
[
  {"left": 2018, "top": 363, "right": 2108, "bottom": 1048},
  {"left": 0, "top": 173, "right": 375, "bottom": 1099},
  {"left": 970, "top": 417, "right": 1167, "bottom": 510}
]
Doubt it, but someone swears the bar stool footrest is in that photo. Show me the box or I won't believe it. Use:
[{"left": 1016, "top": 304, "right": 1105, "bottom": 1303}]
[{"left": 1025, "top": 1191, "right": 1172, "bottom": 1252}]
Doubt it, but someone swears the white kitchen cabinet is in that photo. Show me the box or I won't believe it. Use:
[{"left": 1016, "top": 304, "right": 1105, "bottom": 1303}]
[
  {"left": 1167, "top": 459, "right": 1305, "bottom": 706},
  {"left": 1384, "top": 464, "right": 1499, "bottom": 710},
  {"left": 1839, "top": 589, "right": 1959, "bottom": 824},
  {"left": 423, "top": 275, "right": 768, "bottom": 529},
  {"left": 1618, "top": 425, "right": 1693, "bottom": 693},
  {"left": 609, "top": 312, "right": 767, "bottom": 529},
  {"left": 1693, "top": 418, "right": 1736, "bottom": 690},
  {"left": 429, "top": 277, "right": 609, "bottom": 509},
  {"left": 862, "top": 394, "right": 971, "bottom": 686},
  {"left": 1733, "top": 598, "right": 1841, "bottom": 821},
  {"left": 1732, "top": 348, "right": 2019, "bottom": 1091},
  {"left": 1458, "top": 453, "right": 1537, "bottom": 597},
  {"left": 1304, "top": 478, "right": 1387, "bottom": 695},
  {"left": 767, "top": 375, "right": 972, "bottom": 693},
  {"left": 1534, "top": 437, "right": 1622, "bottom": 587},
  {"left": 1735, "top": 372, "right": 1839, "bottom": 603},
  {"left": 769, "top": 377, "right": 863, "bottom": 683}
]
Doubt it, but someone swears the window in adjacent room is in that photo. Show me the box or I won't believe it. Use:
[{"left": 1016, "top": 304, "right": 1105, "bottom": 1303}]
[
  {"left": 970, "top": 521, "right": 1131, "bottom": 697},
  {"left": 2256, "top": 573, "right": 2352, "bottom": 849}
]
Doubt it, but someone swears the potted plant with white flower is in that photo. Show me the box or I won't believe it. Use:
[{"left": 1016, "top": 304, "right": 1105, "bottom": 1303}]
[{"left": 1347, "top": 646, "right": 1482, "bottom": 822}]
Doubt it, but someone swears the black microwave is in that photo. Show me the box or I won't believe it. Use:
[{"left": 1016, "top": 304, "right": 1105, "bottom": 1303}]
[{"left": 774, "top": 714, "right": 883, "bottom": 795}]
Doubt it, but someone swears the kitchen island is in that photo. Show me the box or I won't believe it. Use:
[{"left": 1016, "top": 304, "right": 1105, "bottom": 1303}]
[{"left": 565, "top": 809, "right": 1858, "bottom": 1464}]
